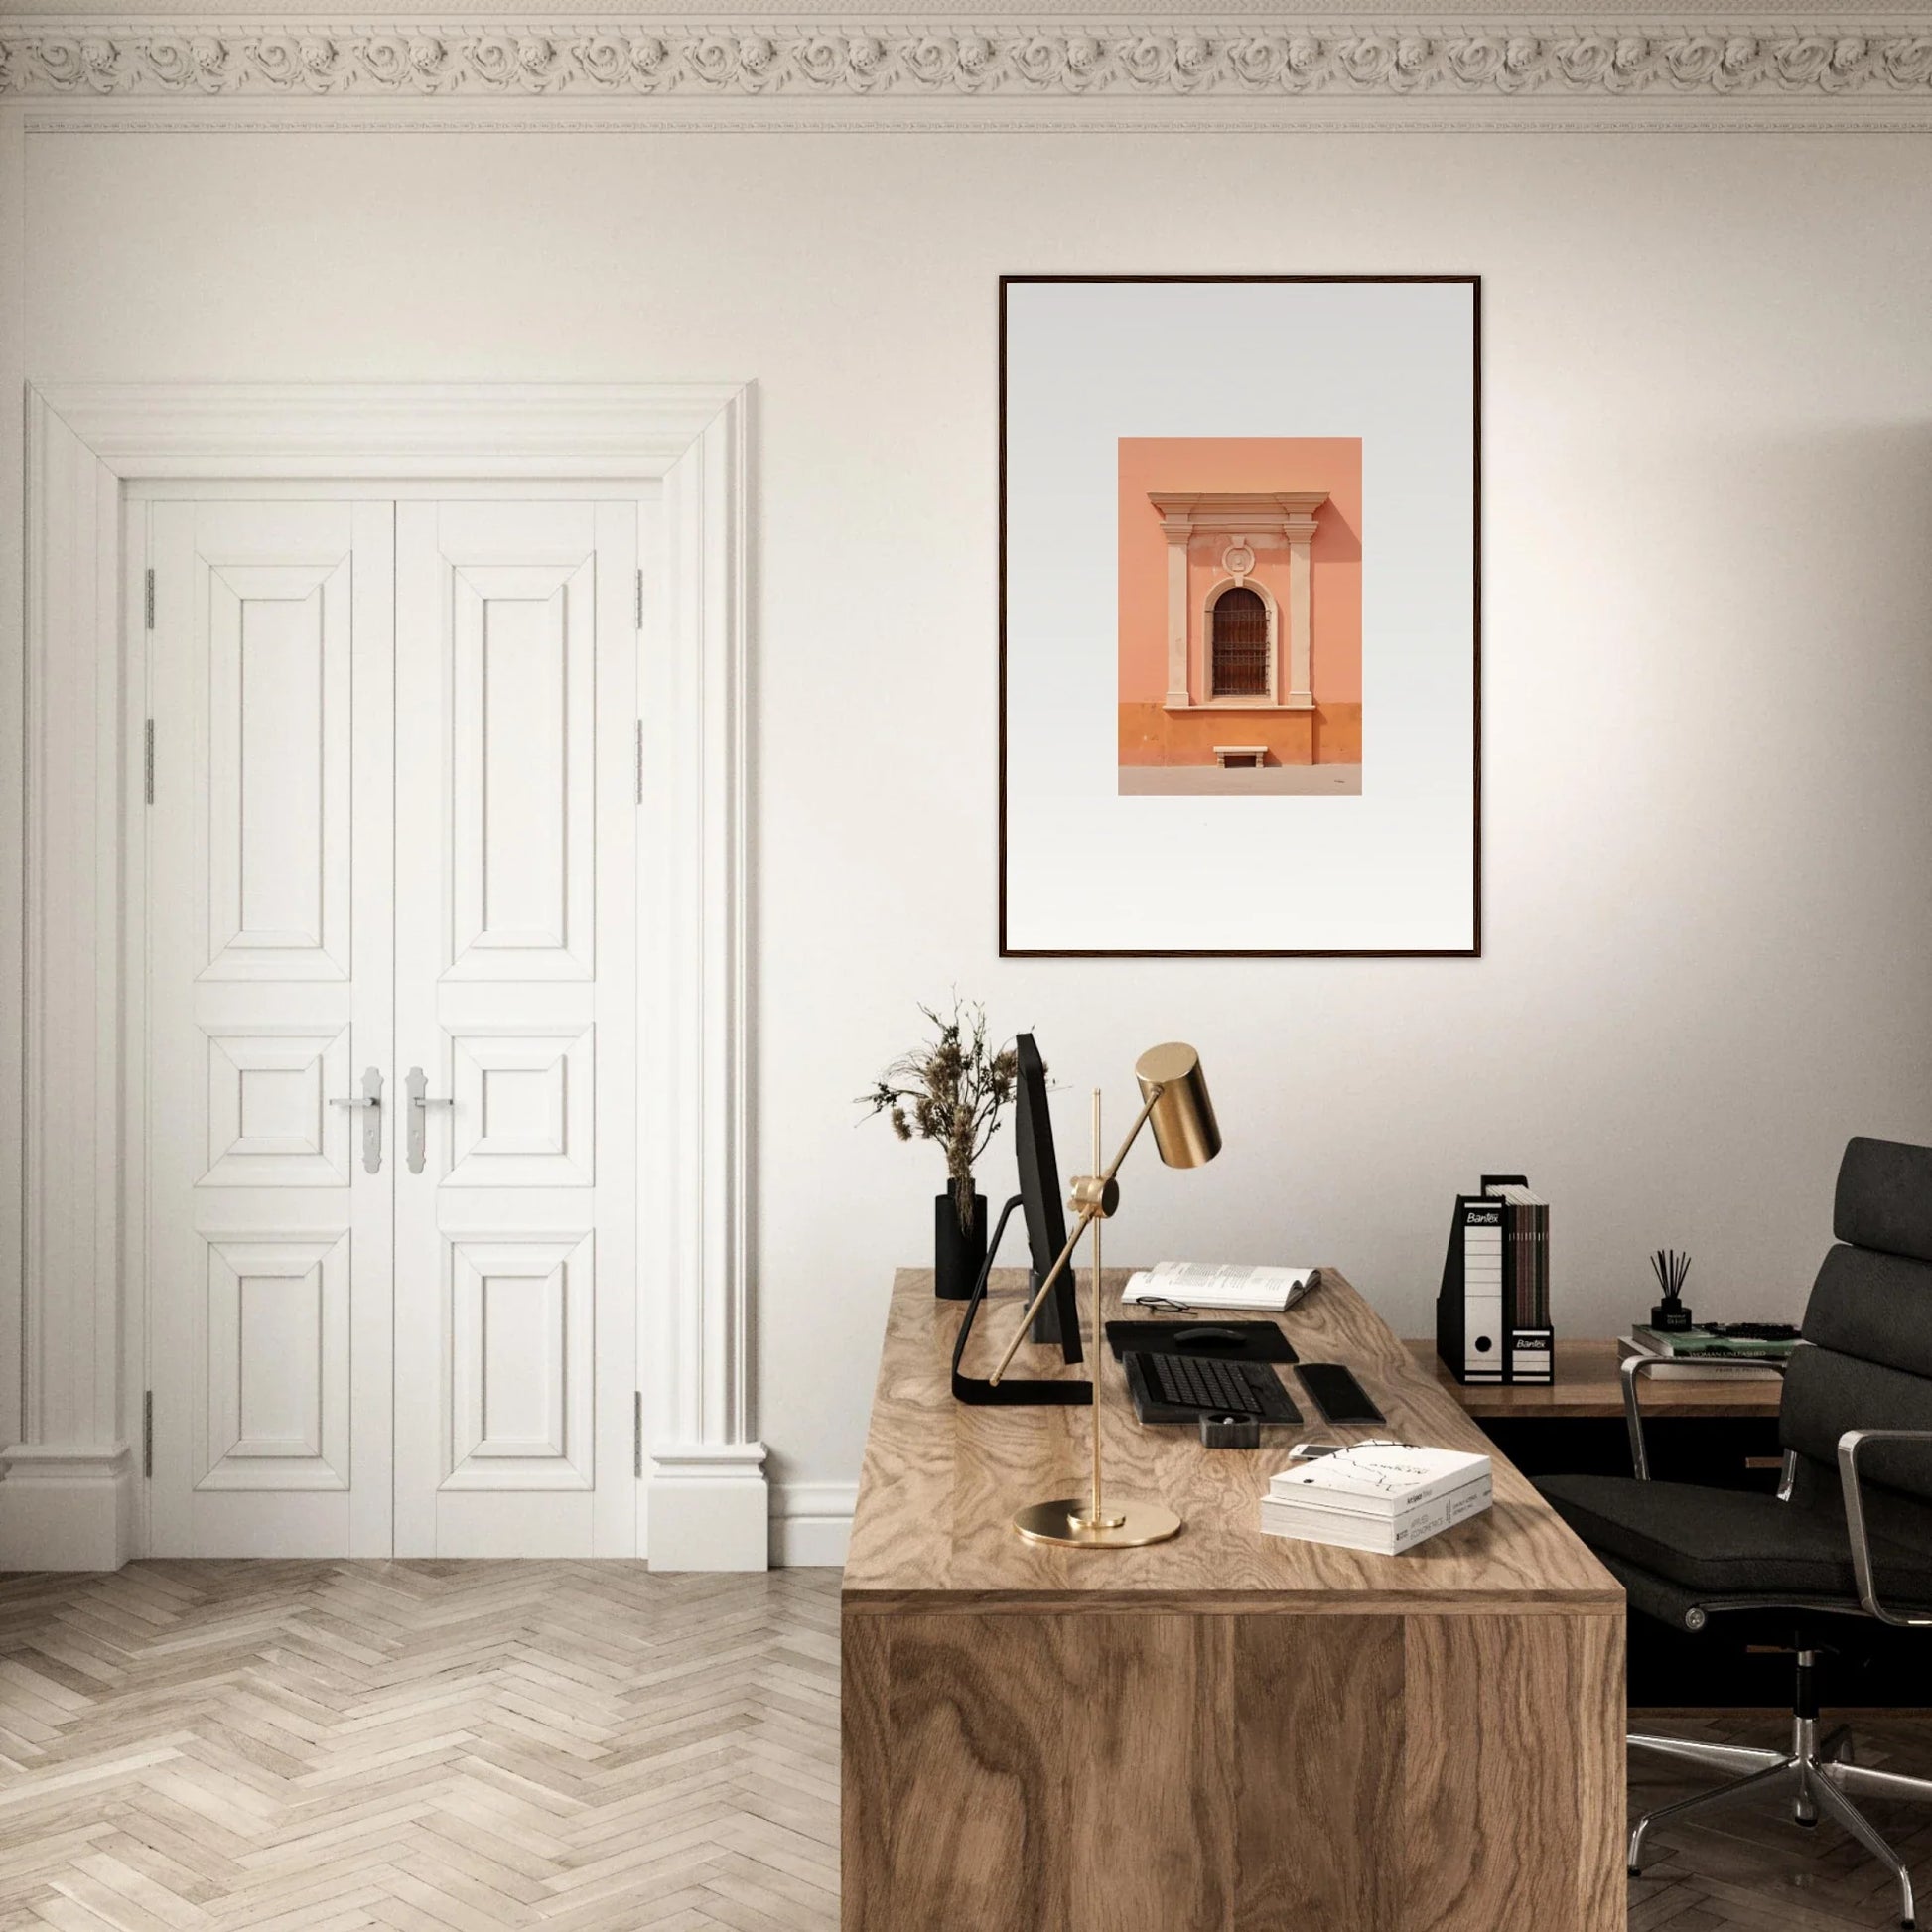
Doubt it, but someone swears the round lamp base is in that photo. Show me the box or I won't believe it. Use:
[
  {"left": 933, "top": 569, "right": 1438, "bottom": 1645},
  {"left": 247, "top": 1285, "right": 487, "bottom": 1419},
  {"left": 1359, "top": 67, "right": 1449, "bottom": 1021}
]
[{"left": 1012, "top": 1496, "right": 1182, "bottom": 1549}]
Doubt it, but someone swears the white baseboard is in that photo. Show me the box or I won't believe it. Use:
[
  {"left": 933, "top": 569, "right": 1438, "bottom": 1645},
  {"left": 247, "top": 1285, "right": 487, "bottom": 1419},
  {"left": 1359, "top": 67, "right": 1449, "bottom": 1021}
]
[
  {"left": 0, "top": 1444, "right": 853, "bottom": 1573},
  {"left": 0, "top": 1444, "right": 137, "bottom": 1572},
  {"left": 771, "top": 1480, "right": 855, "bottom": 1568},
  {"left": 646, "top": 1443, "right": 770, "bottom": 1571}
]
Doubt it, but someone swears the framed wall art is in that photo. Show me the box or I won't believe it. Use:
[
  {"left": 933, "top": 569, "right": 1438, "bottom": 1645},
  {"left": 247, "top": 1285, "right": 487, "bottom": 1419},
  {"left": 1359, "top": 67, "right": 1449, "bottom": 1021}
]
[{"left": 999, "top": 274, "right": 1480, "bottom": 957}]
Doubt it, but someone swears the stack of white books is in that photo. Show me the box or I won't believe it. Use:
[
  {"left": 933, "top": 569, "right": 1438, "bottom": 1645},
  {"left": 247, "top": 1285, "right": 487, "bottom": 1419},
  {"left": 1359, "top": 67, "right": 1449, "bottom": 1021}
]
[
  {"left": 1260, "top": 1444, "right": 1493, "bottom": 1555},
  {"left": 1121, "top": 1260, "right": 1317, "bottom": 1312}
]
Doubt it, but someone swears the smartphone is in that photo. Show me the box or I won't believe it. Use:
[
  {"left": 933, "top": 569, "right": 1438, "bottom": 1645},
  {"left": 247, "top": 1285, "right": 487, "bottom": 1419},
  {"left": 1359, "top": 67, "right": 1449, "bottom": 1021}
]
[{"left": 1297, "top": 1362, "right": 1386, "bottom": 1426}]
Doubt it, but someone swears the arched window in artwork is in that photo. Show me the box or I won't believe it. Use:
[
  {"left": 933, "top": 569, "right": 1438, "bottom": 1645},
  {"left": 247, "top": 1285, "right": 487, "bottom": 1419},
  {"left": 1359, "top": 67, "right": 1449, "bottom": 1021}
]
[{"left": 1209, "top": 585, "right": 1270, "bottom": 698}]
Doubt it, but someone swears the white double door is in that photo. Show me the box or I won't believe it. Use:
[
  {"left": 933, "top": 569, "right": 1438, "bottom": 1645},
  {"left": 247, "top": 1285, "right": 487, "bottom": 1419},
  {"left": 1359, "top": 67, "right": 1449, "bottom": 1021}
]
[{"left": 145, "top": 492, "right": 641, "bottom": 1558}]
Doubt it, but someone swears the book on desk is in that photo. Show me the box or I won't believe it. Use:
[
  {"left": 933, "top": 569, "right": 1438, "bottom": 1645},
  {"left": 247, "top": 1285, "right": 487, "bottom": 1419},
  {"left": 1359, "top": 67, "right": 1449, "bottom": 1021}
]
[
  {"left": 1618, "top": 1321, "right": 1799, "bottom": 1381},
  {"left": 1260, "top": 1443, "right": 1494, "bottom": 1554}
]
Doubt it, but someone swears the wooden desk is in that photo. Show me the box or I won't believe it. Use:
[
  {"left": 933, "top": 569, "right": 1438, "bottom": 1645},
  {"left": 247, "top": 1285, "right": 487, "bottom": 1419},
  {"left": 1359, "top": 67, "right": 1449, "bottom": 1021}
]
[
  {"left": 843, "top": 1269, "right": 1625, "bottom": 1932},
  {"left": 1407, "top": 1336, "right": 1783, "bottom": 1419}
]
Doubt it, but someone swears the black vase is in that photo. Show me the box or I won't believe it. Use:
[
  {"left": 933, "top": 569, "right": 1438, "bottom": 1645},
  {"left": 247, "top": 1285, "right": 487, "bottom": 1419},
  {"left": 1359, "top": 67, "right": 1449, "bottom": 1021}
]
[{"left": 934, "top": 1188, "right": 989, "bottom": 1301}]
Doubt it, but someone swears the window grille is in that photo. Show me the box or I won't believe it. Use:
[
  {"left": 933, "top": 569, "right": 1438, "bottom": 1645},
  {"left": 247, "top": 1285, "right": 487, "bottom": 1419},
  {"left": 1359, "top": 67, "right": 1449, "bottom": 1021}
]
[{"left": 1210, "top": 586, "right": 1269, "bottom": 698}]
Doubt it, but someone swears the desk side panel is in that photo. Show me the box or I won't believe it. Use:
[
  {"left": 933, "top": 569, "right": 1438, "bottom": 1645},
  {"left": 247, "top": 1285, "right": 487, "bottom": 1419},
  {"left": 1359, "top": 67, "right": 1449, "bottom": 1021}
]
[
  {"left": 1404, "top": 1610, "right": 1626, "bottom": 1932},
  {"left": 847, "top": 1605, "right": 1624, "bottom": 1932},
  {"left": 840, "top": 1611, "right": 892, "bottom": 1932},
  {"left": 1233, "top": 1612, "right": 1405, "bottom": 1932},
  {"left": 844, "top": 1610, "right": 1070, "bottom": 1930}
]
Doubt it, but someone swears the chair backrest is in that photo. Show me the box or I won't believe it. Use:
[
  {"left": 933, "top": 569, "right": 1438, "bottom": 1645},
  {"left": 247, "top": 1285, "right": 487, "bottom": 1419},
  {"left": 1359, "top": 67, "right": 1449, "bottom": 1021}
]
[{"left": 1780, "top": 1138, "right": 1932, "bottom": 1532}]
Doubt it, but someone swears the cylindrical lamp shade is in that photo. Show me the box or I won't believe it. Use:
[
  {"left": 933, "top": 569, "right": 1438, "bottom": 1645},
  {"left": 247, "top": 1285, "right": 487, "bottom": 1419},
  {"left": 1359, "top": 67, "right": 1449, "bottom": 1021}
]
[{"left": 1134, "top": 1042, "right": 1221, "bottom": 1169}]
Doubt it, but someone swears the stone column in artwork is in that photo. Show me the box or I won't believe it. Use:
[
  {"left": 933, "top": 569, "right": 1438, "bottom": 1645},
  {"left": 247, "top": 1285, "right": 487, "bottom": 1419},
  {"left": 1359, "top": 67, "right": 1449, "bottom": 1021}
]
[
  {"left": 1161, "top": 512, "right": 1191, "bottom": 707},
  {"left": 1285, "top": 519, "right": 1317, "bottom": 709}
]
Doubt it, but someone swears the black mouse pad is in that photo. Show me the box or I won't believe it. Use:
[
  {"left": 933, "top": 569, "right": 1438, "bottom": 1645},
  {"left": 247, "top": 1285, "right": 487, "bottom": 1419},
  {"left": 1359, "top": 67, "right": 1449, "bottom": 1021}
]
[{"left": 1104, "top": 1319, "right": 1297, "bottom": 1365}]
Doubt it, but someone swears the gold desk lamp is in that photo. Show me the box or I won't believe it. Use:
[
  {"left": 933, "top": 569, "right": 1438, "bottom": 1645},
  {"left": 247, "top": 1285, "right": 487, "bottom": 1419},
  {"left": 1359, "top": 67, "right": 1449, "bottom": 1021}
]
[{"left": 987, "top": 1042, "right": 1221, "bottom": 1549}]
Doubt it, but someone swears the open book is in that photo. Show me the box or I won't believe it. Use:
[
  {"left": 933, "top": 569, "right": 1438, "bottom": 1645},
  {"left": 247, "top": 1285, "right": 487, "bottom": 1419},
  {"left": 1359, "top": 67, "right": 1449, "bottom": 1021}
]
[{"left": 1121, "top": 1261, "right": 1318, "bottom": 1313}]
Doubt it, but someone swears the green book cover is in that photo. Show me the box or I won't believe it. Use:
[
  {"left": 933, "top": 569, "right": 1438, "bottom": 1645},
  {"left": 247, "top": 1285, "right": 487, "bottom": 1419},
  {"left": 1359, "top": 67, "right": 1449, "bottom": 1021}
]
[{"left": 1632, "top": 1325, "right": 1797, "bottom": 1359}]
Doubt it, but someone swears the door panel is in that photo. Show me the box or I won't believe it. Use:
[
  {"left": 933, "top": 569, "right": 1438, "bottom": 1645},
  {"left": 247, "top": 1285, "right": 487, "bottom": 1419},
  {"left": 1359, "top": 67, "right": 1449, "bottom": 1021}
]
[
  {"left": 200, "top": 1233, "right": 349, "bottom": 1490},
  {"left": 393, "top": 501, "right": 637, "bottom": 1557},
  {"left": 448, "top": 561, "right": 595, "bottom": 979},
  {"left": 204, "top": 565, "right": 352, "bottom": 978},
  {"left": 444, "top": 1024, "right": 595, "bottom": 1188},
  {"left": 147, "top": 500, "right": 394, "bottom": 1557},
  {"left": 445, "top": 1231, "right": 594, "bottom": 1488}
]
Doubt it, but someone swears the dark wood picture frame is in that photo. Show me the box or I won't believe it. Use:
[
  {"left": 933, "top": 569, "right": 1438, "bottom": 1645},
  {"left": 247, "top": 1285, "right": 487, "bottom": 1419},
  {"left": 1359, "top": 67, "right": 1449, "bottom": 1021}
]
[{"left": 997, "top": 273, "right": 1482, "bottom": 959}]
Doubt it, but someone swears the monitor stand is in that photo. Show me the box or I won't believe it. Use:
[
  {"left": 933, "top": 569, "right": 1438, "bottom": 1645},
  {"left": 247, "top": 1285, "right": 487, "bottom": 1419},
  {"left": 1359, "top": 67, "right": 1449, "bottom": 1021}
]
[
  {"left": 951, "top": 1195, "right": 1091, "bottom": 1407},
  {"left": 1030, "top": 1268, "right": 1071, "bottom": 1346}
]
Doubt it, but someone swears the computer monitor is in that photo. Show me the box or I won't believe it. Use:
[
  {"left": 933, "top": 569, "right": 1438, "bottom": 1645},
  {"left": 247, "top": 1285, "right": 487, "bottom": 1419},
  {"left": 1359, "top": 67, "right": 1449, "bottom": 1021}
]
[
  {"left": 1014, "top": 1034, "right": 1083, "bottom": 1362},
  {"left": 948, "top": 1031, "right": 1088, "bottom": 1405}
]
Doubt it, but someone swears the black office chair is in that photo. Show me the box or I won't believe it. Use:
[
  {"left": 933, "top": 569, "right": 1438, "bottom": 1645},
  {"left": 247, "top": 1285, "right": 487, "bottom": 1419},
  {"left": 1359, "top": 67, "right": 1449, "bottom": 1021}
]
[{"left": 1538, "top": 1136, "right": 1932, "bottom": 1930}]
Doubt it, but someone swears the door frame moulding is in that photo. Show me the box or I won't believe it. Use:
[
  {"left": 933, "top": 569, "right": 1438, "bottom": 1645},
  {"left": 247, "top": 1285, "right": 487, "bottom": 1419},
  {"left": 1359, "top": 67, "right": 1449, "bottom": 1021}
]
[{"left": 3, "top": 381, "right": 764, "bottom": 1573}]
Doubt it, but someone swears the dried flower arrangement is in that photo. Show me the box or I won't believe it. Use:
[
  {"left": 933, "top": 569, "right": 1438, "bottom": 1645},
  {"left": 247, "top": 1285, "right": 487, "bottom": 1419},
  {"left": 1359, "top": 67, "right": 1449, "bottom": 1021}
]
[{"left": 860, "top": 998, "right": 1021, "bottom": 1234}]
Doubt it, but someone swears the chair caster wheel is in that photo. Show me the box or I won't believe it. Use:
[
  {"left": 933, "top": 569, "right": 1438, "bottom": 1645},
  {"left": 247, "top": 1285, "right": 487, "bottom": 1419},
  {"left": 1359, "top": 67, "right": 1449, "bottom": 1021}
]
[
  {"left": 1627, "top": 1868, "right": 1640, "bottom": 1878},
  {"left": 1796, "top": 1816, "right": 1818, "bottom": 1829}
]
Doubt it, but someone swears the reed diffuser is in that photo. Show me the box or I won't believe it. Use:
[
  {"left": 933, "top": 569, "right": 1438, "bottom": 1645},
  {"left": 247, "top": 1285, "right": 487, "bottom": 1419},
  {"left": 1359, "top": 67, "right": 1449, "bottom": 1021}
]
[{"left": 1649, "top": 1248, "right": 1694, "bottom": 1332}]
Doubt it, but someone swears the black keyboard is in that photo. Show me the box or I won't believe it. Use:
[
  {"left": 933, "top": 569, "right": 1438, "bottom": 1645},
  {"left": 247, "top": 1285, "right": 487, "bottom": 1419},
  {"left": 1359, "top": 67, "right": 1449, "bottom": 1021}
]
[{"left": 1127, "top": 1351, "right": 1302, "bottom": 1424}]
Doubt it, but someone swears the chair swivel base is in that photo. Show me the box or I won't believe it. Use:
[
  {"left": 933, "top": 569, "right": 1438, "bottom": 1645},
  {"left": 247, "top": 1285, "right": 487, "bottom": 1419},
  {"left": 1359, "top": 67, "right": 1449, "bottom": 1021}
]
[{"left": 1629, "top": 1714, "right": 1930, "bottom": 1929}]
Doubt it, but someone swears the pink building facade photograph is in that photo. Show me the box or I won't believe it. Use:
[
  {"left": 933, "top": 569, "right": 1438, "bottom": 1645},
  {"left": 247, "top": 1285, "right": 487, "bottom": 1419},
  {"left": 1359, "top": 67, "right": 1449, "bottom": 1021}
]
[{"left": 1117, "top": 437, "right": 1363, "bottom": 795}]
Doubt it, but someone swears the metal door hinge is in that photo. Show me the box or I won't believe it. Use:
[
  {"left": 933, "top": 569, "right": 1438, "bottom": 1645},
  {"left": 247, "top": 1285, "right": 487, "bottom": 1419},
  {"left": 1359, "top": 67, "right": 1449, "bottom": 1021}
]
[
  {"left": 144, "top": 721, "right": 155, "bottom": 805},
  {"left": 142, "top": 1391, "right": 153, "bottom": 1478},
  {"left": 633, "top": 1393, "right": 643, "bottom": 1478},
  {"left": 635, "top": 568, "right": 644, "bottom": 630},
  {"left": 634, "top": 720, "right": 644, "bottom": 805},
  {"left": 144, "top": 568, "right": 155, "bottom": 631}
]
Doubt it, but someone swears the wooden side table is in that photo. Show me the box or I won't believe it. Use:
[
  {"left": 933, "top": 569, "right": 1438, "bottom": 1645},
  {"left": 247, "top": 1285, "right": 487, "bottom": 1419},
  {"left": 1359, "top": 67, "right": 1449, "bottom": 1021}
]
[{"left": 1407, "top": 1336, "right": 1782, "bottom": 1419}]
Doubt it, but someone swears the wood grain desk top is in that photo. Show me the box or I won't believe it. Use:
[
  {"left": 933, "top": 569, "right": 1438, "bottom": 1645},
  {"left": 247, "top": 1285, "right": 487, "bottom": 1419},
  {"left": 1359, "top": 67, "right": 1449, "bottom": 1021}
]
[
  {"left": 843, "top": 1267, "right": 1621, "bottom": 1615},
  {"left": 1406, "top": 1337, "right": 1784, "bottom": 1420}
]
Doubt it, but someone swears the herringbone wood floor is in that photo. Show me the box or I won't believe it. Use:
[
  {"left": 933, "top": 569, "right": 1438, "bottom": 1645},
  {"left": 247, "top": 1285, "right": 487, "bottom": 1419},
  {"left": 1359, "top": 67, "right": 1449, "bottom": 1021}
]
[
  {"left": 0, "top": 1564, "right": 840, "bottom": 1931},
  {"left": 1, "top": 1563, "right": 1929, "bottom": 1929}
]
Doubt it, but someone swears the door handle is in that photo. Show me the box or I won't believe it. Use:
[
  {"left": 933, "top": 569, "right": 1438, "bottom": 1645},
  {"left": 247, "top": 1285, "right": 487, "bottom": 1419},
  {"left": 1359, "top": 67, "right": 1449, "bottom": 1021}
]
[
  {"left": 329, "top": 1066, "right": 385, "bottom": 1174},
  {"left": 405, "top": 1066, "right": 454, "bottom": 1175}
]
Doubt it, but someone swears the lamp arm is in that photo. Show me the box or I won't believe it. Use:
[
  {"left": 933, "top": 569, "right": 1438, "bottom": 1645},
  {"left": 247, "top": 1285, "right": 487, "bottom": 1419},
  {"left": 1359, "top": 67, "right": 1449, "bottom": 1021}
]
[
  {"left": 1097, "top": 1085, "right": 1166, "bottom": 1189},
  {"left": 986, "top": 1084, "right": 1165, "bottom": 1387}
]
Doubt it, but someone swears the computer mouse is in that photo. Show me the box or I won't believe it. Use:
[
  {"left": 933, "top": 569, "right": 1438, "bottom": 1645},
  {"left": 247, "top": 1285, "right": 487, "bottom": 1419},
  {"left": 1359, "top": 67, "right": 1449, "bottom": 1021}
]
[{"left": 1173, "top": 1325, "right": 1247, "bottom": 1350}]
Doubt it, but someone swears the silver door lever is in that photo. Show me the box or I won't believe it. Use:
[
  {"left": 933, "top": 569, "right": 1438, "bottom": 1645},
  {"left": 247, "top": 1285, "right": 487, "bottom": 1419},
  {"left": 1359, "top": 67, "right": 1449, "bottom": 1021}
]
[
  {"left": 330, "top": 1066, "right": 385, "bottom": 1173},
  {"left": 405, "top": 1066, "right": 454, "bottom": 1175}
]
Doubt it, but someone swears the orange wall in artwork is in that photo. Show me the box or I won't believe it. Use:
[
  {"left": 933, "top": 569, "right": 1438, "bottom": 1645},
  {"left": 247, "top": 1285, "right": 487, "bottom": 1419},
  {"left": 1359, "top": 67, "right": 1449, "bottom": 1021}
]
[{"left": 1117, "top": 436, "right": 1363, "bottom": 710}]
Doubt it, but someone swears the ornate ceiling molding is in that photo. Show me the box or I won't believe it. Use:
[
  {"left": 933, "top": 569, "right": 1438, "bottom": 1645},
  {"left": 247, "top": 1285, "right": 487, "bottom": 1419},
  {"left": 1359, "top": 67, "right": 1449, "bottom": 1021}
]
[{"left": 3, "top": 18, "right": 1931, "bottom": 114}]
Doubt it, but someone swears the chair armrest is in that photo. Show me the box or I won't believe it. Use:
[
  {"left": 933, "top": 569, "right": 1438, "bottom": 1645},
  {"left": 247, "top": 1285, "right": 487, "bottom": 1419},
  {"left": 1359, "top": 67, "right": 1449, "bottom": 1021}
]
[
  {"left": 1837, "top": 1429, "right": 1932, "bottom": 1627},
  {"left": 1621, "top": 1350, "right": 1791, "bottom": 1481}
]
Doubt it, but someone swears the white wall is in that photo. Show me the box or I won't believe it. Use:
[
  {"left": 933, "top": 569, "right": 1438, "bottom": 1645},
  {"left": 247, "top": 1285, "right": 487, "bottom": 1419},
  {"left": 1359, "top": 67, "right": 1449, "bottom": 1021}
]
[{"left": 16, "top": 127, "right": 1932, "bottom": 1543}]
